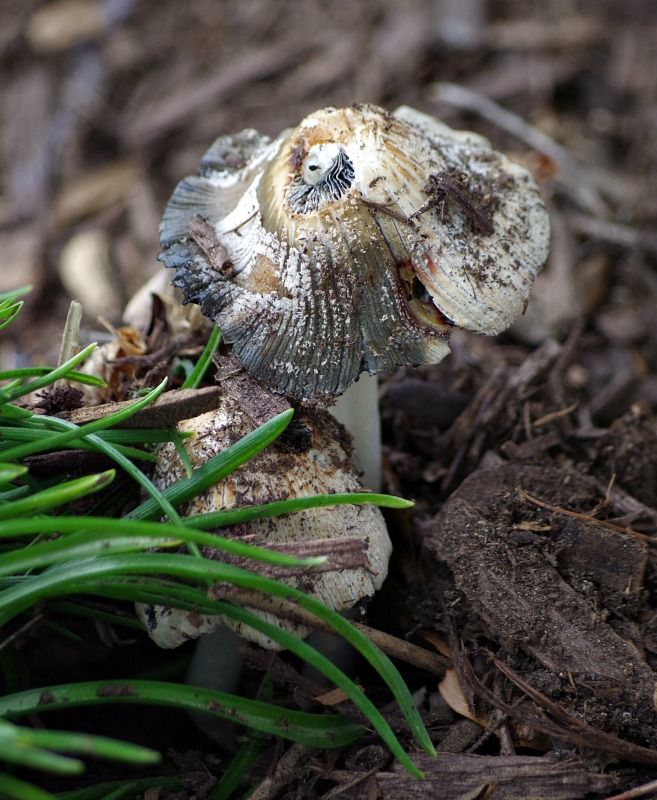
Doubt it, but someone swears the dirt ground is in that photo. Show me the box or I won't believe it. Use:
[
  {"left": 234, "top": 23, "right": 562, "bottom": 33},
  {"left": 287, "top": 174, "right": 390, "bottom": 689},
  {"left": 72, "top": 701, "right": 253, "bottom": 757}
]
[{"left": 3, "top": 1, "right": 657, "bottom": 798}]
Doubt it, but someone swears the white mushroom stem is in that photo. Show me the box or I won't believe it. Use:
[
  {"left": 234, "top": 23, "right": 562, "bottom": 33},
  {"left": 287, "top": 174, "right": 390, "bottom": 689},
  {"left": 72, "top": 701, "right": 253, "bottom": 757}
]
[{"left": 329, "top": 374, "right": 382, "bottom": 492}]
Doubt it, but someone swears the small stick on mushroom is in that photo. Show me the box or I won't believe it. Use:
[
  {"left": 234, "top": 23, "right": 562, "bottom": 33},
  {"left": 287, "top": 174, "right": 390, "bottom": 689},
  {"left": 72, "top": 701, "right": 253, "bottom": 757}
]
[
  {"left": 211, "top": 585, "right": 450, "bottom": 676},
  {"left": 410, "top": 170, "right": 494, "bottom": 236}
]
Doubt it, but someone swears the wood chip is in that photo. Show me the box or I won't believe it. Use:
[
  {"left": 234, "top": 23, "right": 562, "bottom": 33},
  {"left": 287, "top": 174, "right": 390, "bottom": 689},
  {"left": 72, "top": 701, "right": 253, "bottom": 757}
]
[
  {"left": 26, "top": 0, "right": 107, "bottom": 53},
  {"left": 52, "top": 160, "right": 143, "bottom": 229},
  {"left": 347, "top": 753, "right": 613, "bottom": 799},
  {"left": 64, "top": 385, "right": 221, "bottom": 428}
]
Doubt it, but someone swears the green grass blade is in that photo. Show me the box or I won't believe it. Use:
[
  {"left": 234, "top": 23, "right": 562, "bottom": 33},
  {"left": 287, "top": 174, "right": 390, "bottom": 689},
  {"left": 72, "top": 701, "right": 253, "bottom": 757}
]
[
  {"left": 0, "top": 301, "right": 24, "bottom": 331},
  {"left": 181, "top": 326, "right": 221, "bottom": 389},
  {"left": 0, "top": 425, "right": 183, "bottom": 446},
  {"left": 0, "top": 368, "right": 105, "bottom": 388},
  {"left": 205, "top": 600, "right": 422, "bottom": 776},
  {"left": 50, "top": 600, "right": 145, "bottom": 631},
  {"left": 126, "top": 408, "right": 294, "bottom": 520},
  {"left": 1, "top": 741, "right": 83, "bottom": 773},
  {"left": 74, "top": 576, "right": 226, "bottom": 611},
  {"left": 0, "top": 532, "right": 181, "bottom": 575},
  {"left": 0, "top": 403, "right": 33, "bottom": 421},
  {"left": 56, "top": 777, "right": 182, "bottom": 800},
  {"left": 0, "top": 681, "right": 365, "bottom": 749},
  {"left": 0, "top": 380, "right": 168, "bottom": 462},
  {"left": 0, "top": 471, "right": 115, "bottom": 520},
  {"left": 209, "top": 736, "right": 263, "bottom": 800},
  {"left": 0, "top": 721, "right": 83, "bottom": 773},
  {"left": 0, "top": 286, "right": 32, "bottom": 303},
  {"left": 186, "top": 491, "right": 413, "bottom": 530},
  {"left": 0, "top": 463, "right": 28, "bottom": 483},
  {"left": 0, "top": 343, "right": 99, "bottom": 404},
  {"left": 0, "top": 517, "right": 323, "bottom": 568},
  {"left": 0, "top": 771, "right": 55, "bottom": 800},
  {"left": 23, "top": 729, "right": 159, "bottom": 765},
  {"left": 0, "top": 430, "right": 157, "bottom": 465},
  {"left": 209, "top": 672, "right": 270, "bottom": 800},
  {"left": 171, "top": 428, "right": 195, "bottom": 477}
]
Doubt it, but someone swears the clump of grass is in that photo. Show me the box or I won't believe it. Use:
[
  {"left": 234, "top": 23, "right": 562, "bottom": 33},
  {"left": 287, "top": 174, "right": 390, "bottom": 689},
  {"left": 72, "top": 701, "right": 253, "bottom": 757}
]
[{"left": 0, "top": 287, "right": 434, "bottom": 798}]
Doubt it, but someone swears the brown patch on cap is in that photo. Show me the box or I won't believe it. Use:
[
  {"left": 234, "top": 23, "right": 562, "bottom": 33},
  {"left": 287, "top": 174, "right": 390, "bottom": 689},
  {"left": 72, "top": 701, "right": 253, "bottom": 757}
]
[{"left": 288, "top": 139, "right": 307, "bottom": 172}]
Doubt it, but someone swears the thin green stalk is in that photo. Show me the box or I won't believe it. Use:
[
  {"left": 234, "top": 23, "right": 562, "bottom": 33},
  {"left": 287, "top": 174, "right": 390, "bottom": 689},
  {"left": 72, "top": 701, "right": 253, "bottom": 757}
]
[
  {"left": 0, "top": 368, "right": 105, "bottom": 388},
  {"left": 209, "top": 670, "right": 269, "bottom": 800},
  {"left": 0, "top": 286, "right": 32, "bottom": 303},
  {"left": 126, "top": 408, "right": 294, "bottom": 520},
  {"left": 56, "top": 777, "right": 182, "bottom": 800},
  {"left": 0, "top": 517, "right": 324, "bottom": 569},
  {"left": 182, "top": 326, "right": 222, "bottom": 389},
  {"left": 0, "top": 553, "right": 434, "bottom": 759},
  {"left": 0, "top": 426, "right": 186, "bottom": 446},
  {"left": 0, "top": 681, "right": 364, "bottom": 750},
  {"left": 0, "top": 771, "right": 55, "bottom": 800},
  {"left": 185, "top": 492, "right": 413, "bottom": 529},
  {"left": 18, "top": 728, "right": 159, "bottom": 764},
  {"left": 0, "top": 531, "right": 182, "bottom": 575},
  {"left": 200, "top": 599, "right": 422, "bottom": 776},
  {"left": 0, "top": 303, "right": 24, "bottom": 332},
  {"left": 0, "top": 379, "right": 168, "bottom": 462},
  {"left": 0, "top": 471, "right": 115, "bottom": 520},
  {"left": 0, "top": 464, "right": 27, "bottom": 483},
  {"left": 0, "top": 343, "right": 99, "bottom": 404},
  {"left": 0, "top": 431, "right": 157, "bottom": 464},
  {"left": 49, "top": 600, "right": 145, "bottom": 631}
]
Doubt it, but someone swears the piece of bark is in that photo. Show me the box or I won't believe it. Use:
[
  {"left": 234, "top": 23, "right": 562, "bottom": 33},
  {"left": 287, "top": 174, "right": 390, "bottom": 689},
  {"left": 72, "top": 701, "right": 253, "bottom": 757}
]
[
  {"left": 214, "top": 354, "right": 290, "bottom": 428},
  {"left": 63, "top": 386, "right": 221, "bottom": 428},
  {"left": 338, "top": 753, "right": 613, "bottom": 799},
  {"left": 120, "top": 38, "right": 314, "bottom": 147},
  {"left": 426, "top": 463, "right": 657, "bottom": 747},
  {"left": 52, "top": 160, "right": 143, "bottom": 228}
]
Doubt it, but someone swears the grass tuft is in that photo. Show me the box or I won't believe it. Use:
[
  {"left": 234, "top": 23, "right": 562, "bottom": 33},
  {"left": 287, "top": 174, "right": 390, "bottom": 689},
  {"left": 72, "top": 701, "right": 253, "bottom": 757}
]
[{"left": 0, "top": 287, "right": 431, "bottom": 798}]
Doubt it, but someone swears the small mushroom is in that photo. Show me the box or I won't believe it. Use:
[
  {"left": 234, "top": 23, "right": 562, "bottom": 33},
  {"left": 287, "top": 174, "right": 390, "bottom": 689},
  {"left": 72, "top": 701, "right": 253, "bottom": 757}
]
[
  {"left": 160, "top": 103, "right": 550, "bottom": 404},
  {"left": 136, "top": 387, "right": 392, "bottom": 650}
]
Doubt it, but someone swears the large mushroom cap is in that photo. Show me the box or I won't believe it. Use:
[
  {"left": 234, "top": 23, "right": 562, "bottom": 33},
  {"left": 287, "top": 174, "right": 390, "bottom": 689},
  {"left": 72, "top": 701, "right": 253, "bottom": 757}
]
[{"left": 160, "top": 104, "right": 550, "bottom": 403}]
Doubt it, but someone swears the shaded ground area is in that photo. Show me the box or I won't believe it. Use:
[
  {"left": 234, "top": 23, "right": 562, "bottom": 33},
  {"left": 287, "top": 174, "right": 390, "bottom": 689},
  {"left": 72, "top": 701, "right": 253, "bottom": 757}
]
[{"left": 3, "top": 0, "right": 657, "bottom": 798}]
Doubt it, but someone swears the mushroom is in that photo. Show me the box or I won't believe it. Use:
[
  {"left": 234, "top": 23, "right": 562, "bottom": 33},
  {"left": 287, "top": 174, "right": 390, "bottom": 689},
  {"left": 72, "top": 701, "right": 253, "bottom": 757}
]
[
  {"left": 136, "top": 378, "right": 392, "bottom": 650},
  {"left": 143, "top": 104, "right": 549, "bottom": 654},
  {"left": 159, "top": 103, "right": 550, "bottom": 405}
]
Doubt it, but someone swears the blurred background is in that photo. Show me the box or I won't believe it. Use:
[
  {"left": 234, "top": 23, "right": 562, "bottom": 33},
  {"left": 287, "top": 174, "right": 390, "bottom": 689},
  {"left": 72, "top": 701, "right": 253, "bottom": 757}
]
[{"left": 1, "top": 0, "right": 656, "bottom": 382}]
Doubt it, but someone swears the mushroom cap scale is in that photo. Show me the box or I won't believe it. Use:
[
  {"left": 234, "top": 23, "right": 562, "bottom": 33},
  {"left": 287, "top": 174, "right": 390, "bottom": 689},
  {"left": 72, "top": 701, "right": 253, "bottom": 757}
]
[{"left": 160, "top": 104, "right": 549, "bottom": 403}]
